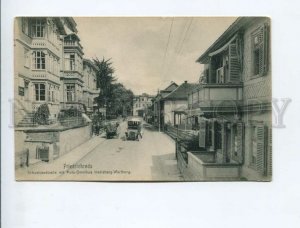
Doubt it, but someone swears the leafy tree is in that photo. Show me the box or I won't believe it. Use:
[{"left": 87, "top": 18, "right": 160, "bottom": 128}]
[{"left": 93, "top": 57, "right": 134, "bottom": 118}]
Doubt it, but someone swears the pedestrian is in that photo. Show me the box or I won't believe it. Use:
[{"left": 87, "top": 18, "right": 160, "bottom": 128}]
[
  {"left": 95, "top": 121, "right": 100, "bottom": 136},
  {"left": 137, "top": 122, "right": 142, "bottom": 139}
]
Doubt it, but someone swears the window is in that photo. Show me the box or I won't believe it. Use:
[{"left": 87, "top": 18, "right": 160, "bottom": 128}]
[
  {"left": 64, "top": 53, "right": 75, "bottom": 71},
  {"left": 33, "top": 51, "right": 46, "bottom": 69},
  {"left": 31, "top": 18, "right": 46, "bottom": 38},
  {"left": 66, "top": 85, "right": 75, "bottom": 102},
  {"left": 22, "top": 18, "right": 29, "bottom": 36},
  {"left": 252, "top": 24, "right": 269, "bottom": 77},
  {"left": 250, "top": 124, "right": 271, "bottom": 176},
  {"left": 48, "top": 84, "right": 56, "bottom": 102},
  {"left": 215, "top": 121, "right": 222, "bottom": 150},
  {"left": 35, "top": 83, "right": 46, "bottom": 101},
  {"left": 18, "top": 87, "right": 25, "bottom": 96}
]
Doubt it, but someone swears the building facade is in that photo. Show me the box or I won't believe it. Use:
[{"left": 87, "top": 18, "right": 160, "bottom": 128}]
[
  {"left": 14, "top": 17, "right": 99, "bottom": 127},
  {"left": 180, "top": 17, "right": 271, "bottom": 181},
  {"left": 133, "top": 93, "right": 154, "bottom": 117},
  {"left": 162, "top": 81, "right": 198, "bottom": 127},
  {"left": 153, "top": 82, "right": 178, "bottom": 129},
  {"left": 14, "top": 17, "right": 67, "bottom": 126},
  {"left": 60, "top": 19, "right": 85, "bottom": 112},
  {"left": 82, "top": 59, "right": 100, "bottom": 114}
]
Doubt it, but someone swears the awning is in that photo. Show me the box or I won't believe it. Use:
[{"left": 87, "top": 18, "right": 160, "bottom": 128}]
[{"left": 208, "top": 34, "right": 237, "bottom": 57}]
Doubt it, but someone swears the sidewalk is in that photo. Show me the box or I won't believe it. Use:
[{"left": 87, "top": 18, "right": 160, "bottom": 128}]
[{"left": 16, "top": 133, "right": 107, "bottom": 180}]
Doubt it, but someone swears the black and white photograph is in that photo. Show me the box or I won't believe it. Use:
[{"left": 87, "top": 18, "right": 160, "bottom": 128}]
[{"left": 14, "top": 16, "right": 272, "bottom": 181}]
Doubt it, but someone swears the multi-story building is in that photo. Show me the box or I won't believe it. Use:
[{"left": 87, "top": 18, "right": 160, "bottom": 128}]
[
  {"left": 82, "top": 59, "right": 100, "bottom": 114},
  {"left": 133, "top": 93, "right": 154, "bottom": 117},
  {"left": 60, "top": 19, "right": 85, "bottom": 112},
  {"left": 14, "top": 17, "right": 67, "bottom": 126},
  {"left": 14, "top": 17, "right": 98, "bottom": 127},
  {"left": 153, "top": 82, "right": 178, "bottom": 129},
  {"left": 162, "top": 81, "right": 198, "bottom": 127},
  {"left": 179, "top": 17, "right": 271, "bottom": 181}
]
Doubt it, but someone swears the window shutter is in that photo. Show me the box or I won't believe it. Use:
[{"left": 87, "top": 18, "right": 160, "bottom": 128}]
[
  {"left": 263, "top": 23, "right": 269, "bottom": 75},
  {"left": 256, "top": 125, "right": 266, "bottom": 175},
  {"left": 256, "top": 24, "right": 270, "bottom": 76},
  {"left": 235, "top": 122, "right": 244, "bottom": 163},
  {"left": 199, "top": 120, "right": 206, "bottom": 148},
  {"left": 228, "top": 43, "right": 241, "bottom": 83},
  {"left": 267, "top": 127, "right": 272, "bottom": 177}
]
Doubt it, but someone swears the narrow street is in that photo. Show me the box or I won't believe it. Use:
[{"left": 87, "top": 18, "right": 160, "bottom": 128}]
[{"left": 57, "top": 121, "right": 183, "bottom": 181}]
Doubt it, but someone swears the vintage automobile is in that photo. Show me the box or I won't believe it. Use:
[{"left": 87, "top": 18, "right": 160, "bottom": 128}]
[
  {"left": 125, "top": 117, "right": 142, "bottom": 141},
  {"left": 105, "top": 121, "right": 120, "bottom": 139}
]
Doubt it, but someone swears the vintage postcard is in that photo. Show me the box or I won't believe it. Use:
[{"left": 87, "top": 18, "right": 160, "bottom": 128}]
[{"left": 14, "top": 17, "right": 271, "bottom": 181}]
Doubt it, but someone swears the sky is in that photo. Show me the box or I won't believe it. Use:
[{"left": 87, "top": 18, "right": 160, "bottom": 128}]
[{"left": 75, "top": 17, "right": 237, "bottom": 95}]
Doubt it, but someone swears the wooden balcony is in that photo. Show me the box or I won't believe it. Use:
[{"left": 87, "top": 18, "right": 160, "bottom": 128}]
[{"left": 190, "top": 83, "right": 243, "bottom": 112}]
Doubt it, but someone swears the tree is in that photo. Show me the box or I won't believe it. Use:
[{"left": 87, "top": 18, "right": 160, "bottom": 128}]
[
  {"left": 93, "top": 57, "right": 117, "bottom": 108},
  {"left": 93, "top": 57, "right": 134, "bottom": 119}
]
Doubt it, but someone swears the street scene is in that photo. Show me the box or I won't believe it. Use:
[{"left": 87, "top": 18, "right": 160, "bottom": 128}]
[
  {"left": 15, "top": 17, "right": 271, "bottom": 181},
  {"left": 16, "top": 118, "right": 183, "bottom": 181}
]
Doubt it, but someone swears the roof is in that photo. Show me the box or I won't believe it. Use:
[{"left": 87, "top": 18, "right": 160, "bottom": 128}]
[
  {"left": 83, "top": 59, "right": 98, "bottom": 71},
  {"left": 162, "top": 82, "right": 178, "bottom": 92},
  {"left": 197, "top": 17, "right": 267, "bottom": 64},
  {"left": 163, "top": 82, "right": 198, "bottom": 100}
]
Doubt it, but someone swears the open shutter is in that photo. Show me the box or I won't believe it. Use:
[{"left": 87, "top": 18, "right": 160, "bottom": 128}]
[
  {"left": 255, "top": 24, "right": 269, "bottom": 76},
  {"left": 256, "top": 125, "right": 266, "bottom": 175},
  {"left": 199, "top": 120, "right": 206, "bottom": 148},
  {"left": 257, "top": 27, "right": 265, "bottom": 76},
  {"left": 236, "top": 122, "right": 244, "bottom": 163},
  {"left": 267, "top": 127, "right": 272, "bottom": 177},
  {"left": 228, "top": 43, "right": 241, "bottom": 83},
  {"left": 263, "top": 23, "right": 269, "bottom": 75}
]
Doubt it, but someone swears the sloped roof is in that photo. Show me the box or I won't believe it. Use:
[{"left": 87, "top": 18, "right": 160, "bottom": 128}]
[
  {"left": 197, "top": 17, "right": 268, "bottom": 64},
  {"left": 162, "top": 82, "right": 178, "bottom": 92},
  {"left": 163, "top": 82, "right": 198, "bottom": 100}
]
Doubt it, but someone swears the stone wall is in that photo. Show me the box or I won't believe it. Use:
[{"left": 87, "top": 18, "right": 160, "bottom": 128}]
[{"left": 59, "top": 124, "right": 92, "bottom": 156}]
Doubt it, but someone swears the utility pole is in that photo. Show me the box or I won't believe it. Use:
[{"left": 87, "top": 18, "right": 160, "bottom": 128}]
[{"left": 158, "top": 100, "right": 161, "bottom": 132}]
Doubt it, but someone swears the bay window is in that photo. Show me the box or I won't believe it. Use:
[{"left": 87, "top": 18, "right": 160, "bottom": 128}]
[
  {"left": 66, "top": 85, "right": 75, "bottom": 102},
  {"left": 31, "top": 18, "right": 46, "bottom": 38},
  {"left": 64, "top": 53, "right": 75, "bottom": 71},
  {"left": 33, "top": 51, "right": 46, "bottom": 69},
  {"left": 35, "top": 83, "right": 46, "bottom": 101}
]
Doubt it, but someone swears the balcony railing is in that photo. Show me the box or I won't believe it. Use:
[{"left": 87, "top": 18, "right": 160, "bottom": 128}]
[
  {"left": 31, "top": 38, "right": 61, "bottom": 57},
  {"left": 64, "top": 40, "right": 83, "bottom": 50},
  {"left": 31, "top": 70, "right": 60, "bottom": 84}
]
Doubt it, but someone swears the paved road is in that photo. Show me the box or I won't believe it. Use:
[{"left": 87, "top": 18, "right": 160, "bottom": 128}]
[{"left": 58, "top": 121, "right": 183, "bottom": 181}]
